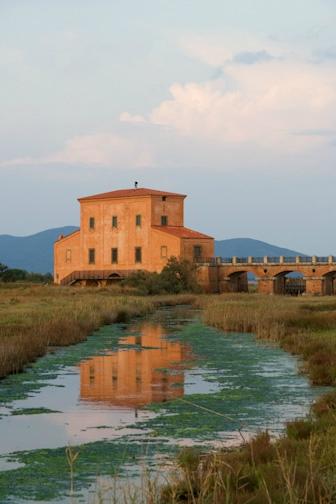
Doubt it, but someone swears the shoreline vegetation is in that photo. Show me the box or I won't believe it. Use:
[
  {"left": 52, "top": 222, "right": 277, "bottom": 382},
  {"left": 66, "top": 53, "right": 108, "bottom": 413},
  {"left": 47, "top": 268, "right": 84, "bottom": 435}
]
[
  {"left": 0, "top": 283, "right": 195, "bottom": 379},
  {"left": 2, "top": 285, "right": 336, "bottom": 502},
  {"left": 161, "top": 294, "right": 336, "bottom": 503}
]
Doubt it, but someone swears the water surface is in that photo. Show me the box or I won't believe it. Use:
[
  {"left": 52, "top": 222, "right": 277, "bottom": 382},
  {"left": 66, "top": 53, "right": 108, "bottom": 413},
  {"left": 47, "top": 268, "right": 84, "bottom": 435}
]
[{"left": 0, "top": 306, "right": 328, "bottom": 503}]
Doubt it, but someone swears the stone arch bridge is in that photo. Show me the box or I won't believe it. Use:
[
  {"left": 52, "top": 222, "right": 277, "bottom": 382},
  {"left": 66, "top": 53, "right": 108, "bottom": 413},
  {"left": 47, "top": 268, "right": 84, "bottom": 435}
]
[{"left": 197, "top": 256, "right": 336, "bottom": 295}]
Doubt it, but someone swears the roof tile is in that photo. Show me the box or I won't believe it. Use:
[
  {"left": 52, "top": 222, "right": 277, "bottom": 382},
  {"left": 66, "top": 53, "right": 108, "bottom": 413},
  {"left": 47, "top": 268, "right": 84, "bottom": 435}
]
[
  {"left": 152, "top": 226, "right": 213, "bottom": 240},
  {"left": 78, "top": 187, "right": 186, "bottom": 201}
]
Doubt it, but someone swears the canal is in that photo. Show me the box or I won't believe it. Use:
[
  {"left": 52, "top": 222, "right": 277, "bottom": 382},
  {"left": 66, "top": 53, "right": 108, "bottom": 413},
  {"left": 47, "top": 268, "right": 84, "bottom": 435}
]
[{"left": 0, "top": 306, "right": 328, "bottom": 503}]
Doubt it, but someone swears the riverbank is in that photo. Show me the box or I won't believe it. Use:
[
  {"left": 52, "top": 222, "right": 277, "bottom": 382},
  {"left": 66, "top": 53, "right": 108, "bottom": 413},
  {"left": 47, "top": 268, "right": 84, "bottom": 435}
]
[
  {"left": 0, "top": 284, "right": 195, "bottom": 379},
  {"left": 3, "top": 288, "right": 336, "bottom": 502},
  {"left": 161, "top": 294, "right": 336, "bottom": 503}
]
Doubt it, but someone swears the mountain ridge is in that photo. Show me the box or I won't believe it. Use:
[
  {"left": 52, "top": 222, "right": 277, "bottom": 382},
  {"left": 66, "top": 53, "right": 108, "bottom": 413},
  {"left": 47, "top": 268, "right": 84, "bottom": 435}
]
[{"left": 0, "top": 227, "right": 305, "bottom": 274}]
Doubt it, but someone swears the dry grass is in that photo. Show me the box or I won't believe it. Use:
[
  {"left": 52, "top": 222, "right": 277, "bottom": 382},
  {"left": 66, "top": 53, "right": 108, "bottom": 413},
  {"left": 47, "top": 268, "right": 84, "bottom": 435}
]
[
  {"left": 0, "top": 283, "right": 195, "bottom": 379},
  {"left": 200, "top": 294, "right": 336, "bottom": 385},
  {"left": 156, "top": 294, "right": 336, "bottom": 503}
]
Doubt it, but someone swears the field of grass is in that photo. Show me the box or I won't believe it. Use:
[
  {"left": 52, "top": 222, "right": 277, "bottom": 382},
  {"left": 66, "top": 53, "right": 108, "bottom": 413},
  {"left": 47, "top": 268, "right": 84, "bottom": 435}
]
[
  {"left": 0, "top": 283, "right": 195, "bottom": 379},
  {"left": 160, "top": 294, "right": 336, "bottom": 503}
]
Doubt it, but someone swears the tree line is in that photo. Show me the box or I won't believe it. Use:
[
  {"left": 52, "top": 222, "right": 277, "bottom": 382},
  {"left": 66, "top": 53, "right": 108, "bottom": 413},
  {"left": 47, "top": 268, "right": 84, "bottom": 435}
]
[{"left": 0, "top": 263, "right": 53, "bottom": 283}]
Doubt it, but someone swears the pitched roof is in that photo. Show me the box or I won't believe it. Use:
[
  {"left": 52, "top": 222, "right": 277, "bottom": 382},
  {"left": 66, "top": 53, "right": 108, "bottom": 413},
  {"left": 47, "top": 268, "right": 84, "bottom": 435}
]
[
  {"left": 55, "top": 229, "right": 80, "bottom": 242},
  {"left": 78, "top": 187, "right": 186, "bottom": 201},
  {"left": 152, "top": 226, "right": 213, "bottom": 240}
]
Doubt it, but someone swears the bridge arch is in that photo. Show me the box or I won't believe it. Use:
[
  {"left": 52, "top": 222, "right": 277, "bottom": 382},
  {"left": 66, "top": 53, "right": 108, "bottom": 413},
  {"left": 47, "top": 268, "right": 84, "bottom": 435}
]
[
  {"left": 322, "top": 271, "right": 336, "bottom": 295},
  {"left": 226, "top": 270, "right": 257, "bottom": 293},
  {"left": 274, "top": 270, "right": 306, "bottom": 296}
]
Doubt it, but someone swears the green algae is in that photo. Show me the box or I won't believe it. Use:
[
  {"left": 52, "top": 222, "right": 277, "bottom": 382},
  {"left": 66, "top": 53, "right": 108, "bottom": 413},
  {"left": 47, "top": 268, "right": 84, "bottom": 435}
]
[
  {"left": 0, "top": 437, "right": 176, "bottom": 502},
  {"left": 134, "top": 321, "right": 329, "bottom": 440},
  {"left": 0, "top": 306, "right": 329, "bottom": 502},
  {"left": 12, "top": 407, "right": 61, "bottom": 416}
]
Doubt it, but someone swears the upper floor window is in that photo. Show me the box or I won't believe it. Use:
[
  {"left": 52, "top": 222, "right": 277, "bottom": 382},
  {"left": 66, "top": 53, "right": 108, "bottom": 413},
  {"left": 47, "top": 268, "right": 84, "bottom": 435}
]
[
  {"left": 135, "top": 214, "right": 142, "bottom": 227},
  {"left": 161, "top": 215, "right": 168, "bottom": 226},
  {"left": 89, "top": 217, "right": 95, "bottom": 230},
  {"left": 161, "top": 246, "right": 168, "bottom": 258},
  {"left": 88, "top": 248, "right": 95, "bottom": 264},
  {"left": 193, "top": 245, "right": 202, "bottom": 259},
  {"left": 162, "top": 196, "right": 166, "bottom": 202},
  {"left": 135, "top": 247, "right": 142, "bottom": 263},
  {"left": 111, "top": 248, "right": 118, "bottom": 264},
  {"left": 112, "top": 216, "right": 118, "bottom": 228}
]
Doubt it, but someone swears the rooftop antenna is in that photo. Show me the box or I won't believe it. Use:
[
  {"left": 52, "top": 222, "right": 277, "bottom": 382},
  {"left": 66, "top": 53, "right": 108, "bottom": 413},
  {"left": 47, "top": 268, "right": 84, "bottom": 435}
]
[{"left": 134, "top": 181, "right": 138, "bottom": 189}]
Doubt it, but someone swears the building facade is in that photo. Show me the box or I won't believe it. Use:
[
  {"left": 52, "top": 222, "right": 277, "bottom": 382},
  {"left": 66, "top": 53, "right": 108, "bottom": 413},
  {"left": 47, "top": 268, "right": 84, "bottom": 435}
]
[{"left": 54, "top": 187, "right": 214, "bottom": 285}]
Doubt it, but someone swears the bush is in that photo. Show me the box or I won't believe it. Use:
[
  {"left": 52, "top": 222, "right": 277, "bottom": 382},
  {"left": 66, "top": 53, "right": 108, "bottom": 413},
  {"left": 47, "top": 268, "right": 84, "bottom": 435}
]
[{"left": 122, "top": 257, "right": 201, "bottom": 295}]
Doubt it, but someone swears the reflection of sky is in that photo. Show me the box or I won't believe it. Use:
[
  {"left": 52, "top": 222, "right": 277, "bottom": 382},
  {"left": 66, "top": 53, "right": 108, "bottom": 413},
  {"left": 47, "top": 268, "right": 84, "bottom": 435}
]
[
  {"left": 184, "top": 369, "right": 221, "bottom": 395},
  {"left": 0, "top": 366, "right": 221, "bottom": 456},
  {"left": 0, "top": 308, "right": 330, "bottom": 465},
  {"left": 0, "top": 371, "right": 157, "bottom": 456}
]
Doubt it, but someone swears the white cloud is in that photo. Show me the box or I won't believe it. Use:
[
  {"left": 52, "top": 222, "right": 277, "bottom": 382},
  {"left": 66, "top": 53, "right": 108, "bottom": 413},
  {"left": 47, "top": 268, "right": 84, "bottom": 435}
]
[
  {"left": 122, "top": 56, "right": 336, "bottom": 153},
  {"left": 119, "top": 112, "right": 146, "bottom": 124},
  {"left": 0, "top": 133, "right": 153, "bottom": 169}
]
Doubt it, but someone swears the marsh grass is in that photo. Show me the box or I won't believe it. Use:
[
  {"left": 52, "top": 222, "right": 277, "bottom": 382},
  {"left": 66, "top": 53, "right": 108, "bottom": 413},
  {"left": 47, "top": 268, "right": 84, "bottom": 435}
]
[
  {"left": 0, "top": 284, "right": 195, "bottom": 379},
  {"left": 4, "top": 290, "right": 336, "bottom": 503},
  {"left": 201, "top": 294, "right": 336, "bottom": 386},
  {"left": 154, "top": 294, "right": 336, "bottom": 503}
]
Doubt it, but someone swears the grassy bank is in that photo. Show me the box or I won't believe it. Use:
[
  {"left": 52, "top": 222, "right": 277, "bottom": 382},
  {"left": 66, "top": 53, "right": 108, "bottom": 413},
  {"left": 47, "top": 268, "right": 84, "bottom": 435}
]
[
  {"left": 160, "top": 294, "right": 336, "bottom": 503},
  {"left": 0, "top": 284, "right": 195, "bottom": 379}
]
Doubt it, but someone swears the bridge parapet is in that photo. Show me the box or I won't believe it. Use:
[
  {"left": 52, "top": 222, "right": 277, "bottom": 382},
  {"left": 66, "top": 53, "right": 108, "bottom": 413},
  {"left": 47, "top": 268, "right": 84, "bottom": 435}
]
[
  {"left": 195, "top": 255, "right": 336, "bottom": 295},
  {"left": 196, "top": 256, "right": 336, "bottom": 265}
]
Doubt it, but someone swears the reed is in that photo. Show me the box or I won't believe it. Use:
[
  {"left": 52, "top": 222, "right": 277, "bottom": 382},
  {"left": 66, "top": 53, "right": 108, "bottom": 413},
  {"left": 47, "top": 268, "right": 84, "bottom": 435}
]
[{"left": 201, "top": 294, "right": 336, "bottom": 386}]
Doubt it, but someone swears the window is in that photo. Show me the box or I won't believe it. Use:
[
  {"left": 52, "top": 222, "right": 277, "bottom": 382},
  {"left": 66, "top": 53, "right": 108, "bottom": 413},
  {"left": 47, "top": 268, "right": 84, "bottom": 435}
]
[
  {"left": 135, "top": 247, "right": 142, "bottom": 263},
  {"left": 111, "top": 248, "right": 118, "bottom": 264},
  {"left": 112, "top": 363, "right": 118, "bottom": 389},
  {"left": 89, "top": 365, "right": 95, "bottom": 385},
  {"left": 162, "top": 196, "right": 166, "bottom": 202},
  {"left": 161, "top": 215, "right": 168, "bottom": 226},
  {"left": 65, "top": 249, "right": 72, "bottom": 263},
  {"left": 135, "top": 214, "right": 141, "bottom": 227},
  {"left": 89, "top": 217, "right": 95, "bottom": 230},
  {"left": 88, "top": 248, "right": 95, "bottom": 264},
  {"left": 193, "top": 245, "right": 202, "bottom": 259},
  {"left": 112, "top": 215, "right": 118, "bottom": 228},
  {"left": 161, "top": 246, "right": 168, "bottom": 258}
]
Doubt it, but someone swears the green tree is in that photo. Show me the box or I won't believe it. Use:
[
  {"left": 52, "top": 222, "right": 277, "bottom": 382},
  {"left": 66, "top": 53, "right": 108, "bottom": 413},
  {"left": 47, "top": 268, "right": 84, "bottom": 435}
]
[
  {"left": 160, "top": 257, "right": 200, "bottom": 293},
  {"left": 123, "top": 257, "right": 200, "bottom": 295},
  {"left": 0, "top": 263, "right": 8, "bottom": 275},
  {"left": 1, "top": 268, "right": 28, "bottom": 282}
]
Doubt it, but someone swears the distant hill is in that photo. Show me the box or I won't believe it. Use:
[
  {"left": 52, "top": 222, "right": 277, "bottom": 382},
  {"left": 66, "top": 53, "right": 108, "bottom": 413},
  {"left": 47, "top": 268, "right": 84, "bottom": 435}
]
[
  {"left": 0, "top": 226, "right": 78, "bottom": 274},
  {"left": 215, "top": 238, "right": 303, "bottom": 258},
  {"left": 0, "top": 228, "right": 304, "bottom": 275}
]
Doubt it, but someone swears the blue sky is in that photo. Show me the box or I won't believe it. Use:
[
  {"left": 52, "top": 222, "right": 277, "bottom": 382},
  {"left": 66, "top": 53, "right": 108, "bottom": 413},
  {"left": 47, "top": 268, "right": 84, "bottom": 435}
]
[{"left": 1, "top": 0, "right": 336, "bottom": 253}]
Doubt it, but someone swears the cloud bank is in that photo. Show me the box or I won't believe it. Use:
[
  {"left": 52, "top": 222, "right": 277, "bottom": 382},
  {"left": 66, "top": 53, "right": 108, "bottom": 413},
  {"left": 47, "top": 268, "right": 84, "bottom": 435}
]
[{"left": 2, "top": 35, "right": 336, "bottom": 172}]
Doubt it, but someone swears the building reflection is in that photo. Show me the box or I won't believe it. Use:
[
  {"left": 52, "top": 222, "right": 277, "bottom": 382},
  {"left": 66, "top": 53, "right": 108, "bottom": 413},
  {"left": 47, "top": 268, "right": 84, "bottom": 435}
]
[{"left": 80, "top": 323, "right": 185, "bottom": 408}]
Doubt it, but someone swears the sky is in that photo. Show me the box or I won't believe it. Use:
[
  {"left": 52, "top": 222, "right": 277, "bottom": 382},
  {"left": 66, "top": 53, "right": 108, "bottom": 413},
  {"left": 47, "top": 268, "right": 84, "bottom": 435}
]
[{"left": 1, "top": 0, "right": 336, "bottom": 254}]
